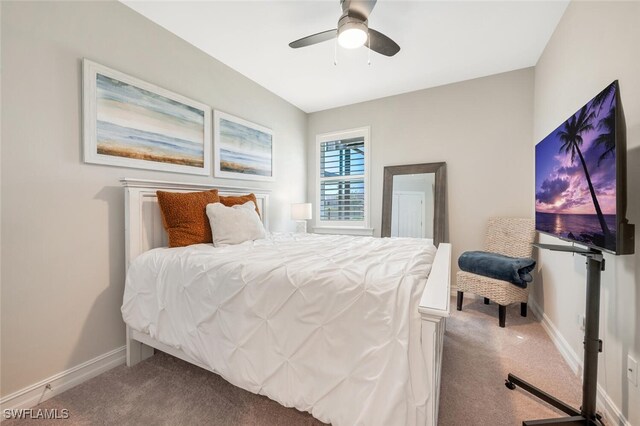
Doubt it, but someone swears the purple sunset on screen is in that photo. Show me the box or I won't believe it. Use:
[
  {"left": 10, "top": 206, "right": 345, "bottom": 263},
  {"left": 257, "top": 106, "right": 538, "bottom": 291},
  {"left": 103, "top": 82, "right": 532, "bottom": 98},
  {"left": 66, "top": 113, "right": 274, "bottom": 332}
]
[{"left": 535, "top": 82, "right": 618, "bottom": 252}]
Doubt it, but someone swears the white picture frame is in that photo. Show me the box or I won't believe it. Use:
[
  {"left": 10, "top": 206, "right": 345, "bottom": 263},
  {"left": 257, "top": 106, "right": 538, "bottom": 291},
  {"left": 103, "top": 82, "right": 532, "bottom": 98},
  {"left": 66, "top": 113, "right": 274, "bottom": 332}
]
[
  {"left": 214, "top": 110, "right": 274, "bottom": 182},
  {"left": 83, "top": 59, "right": 211, "bottom": 176}
]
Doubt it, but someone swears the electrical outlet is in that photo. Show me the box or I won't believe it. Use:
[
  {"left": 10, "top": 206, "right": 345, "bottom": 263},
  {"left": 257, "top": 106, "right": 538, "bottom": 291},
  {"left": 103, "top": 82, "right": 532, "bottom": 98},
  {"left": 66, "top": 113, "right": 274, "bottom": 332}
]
[{"left": 628, "top": 356, "right": 638, "bottom": 386}]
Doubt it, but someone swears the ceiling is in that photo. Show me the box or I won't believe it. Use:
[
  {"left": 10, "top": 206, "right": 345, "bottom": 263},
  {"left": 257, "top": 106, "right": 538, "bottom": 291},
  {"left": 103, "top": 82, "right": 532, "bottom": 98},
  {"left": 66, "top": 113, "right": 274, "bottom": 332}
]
[{"left": 123, "top": 1, "right": 569, "bottom": 113}]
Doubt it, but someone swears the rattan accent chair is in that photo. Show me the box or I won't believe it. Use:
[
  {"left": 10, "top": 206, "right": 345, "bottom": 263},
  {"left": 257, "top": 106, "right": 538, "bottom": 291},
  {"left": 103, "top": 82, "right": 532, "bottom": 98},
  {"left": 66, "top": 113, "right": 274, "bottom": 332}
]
[{"left": 456, "top": 217, "right": 536, "bottom": 327}]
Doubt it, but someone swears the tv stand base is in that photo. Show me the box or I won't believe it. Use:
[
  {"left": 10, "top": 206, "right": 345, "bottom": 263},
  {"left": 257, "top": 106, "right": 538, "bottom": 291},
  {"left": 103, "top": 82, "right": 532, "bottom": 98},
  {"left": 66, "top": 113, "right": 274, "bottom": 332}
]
[
  {"left": 505, "top": 373, "right": 603, "bottom": 425},
  {"left": 506, "top": 243, "right": 605, "bottom": 426}
]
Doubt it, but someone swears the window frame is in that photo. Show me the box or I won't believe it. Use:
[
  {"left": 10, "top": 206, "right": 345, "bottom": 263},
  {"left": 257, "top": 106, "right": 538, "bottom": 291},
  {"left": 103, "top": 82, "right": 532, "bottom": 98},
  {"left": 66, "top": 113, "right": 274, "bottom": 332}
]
[{"left": 314, "top": 127, "right": 372, "bottom": 235}]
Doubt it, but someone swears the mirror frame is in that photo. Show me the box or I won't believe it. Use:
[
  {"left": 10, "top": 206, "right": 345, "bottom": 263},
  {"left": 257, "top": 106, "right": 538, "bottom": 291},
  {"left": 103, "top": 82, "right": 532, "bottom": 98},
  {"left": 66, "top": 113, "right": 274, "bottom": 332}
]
[{"left": 381, "top": 162, "right": 447, "bottom": 245}]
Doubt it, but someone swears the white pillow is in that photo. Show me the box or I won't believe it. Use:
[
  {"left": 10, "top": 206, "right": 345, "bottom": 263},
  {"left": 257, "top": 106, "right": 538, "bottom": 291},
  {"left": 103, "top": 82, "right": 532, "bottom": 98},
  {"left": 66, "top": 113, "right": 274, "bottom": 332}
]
[{"left": 206, "top": 201, "right": 266, "bottom": 247}]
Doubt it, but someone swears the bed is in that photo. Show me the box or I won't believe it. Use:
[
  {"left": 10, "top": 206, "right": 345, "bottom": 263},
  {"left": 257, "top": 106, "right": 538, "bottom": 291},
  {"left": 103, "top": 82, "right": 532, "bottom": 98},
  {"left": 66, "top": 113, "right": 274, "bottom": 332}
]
[{"left": 120, "top": 178, "right": 451, "bottom": 426}]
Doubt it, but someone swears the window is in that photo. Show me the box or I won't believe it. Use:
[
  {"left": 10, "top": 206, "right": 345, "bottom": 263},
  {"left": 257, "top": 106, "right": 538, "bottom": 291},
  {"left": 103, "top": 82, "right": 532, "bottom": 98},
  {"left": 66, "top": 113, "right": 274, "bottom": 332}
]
[{"left": 316, "top": 127, "right": 370, "bottom": 234}]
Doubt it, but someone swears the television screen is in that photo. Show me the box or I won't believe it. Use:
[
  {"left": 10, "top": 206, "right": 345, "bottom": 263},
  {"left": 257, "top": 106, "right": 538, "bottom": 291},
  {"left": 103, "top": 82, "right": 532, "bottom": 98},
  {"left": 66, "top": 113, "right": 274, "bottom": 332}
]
[{"left": 535, "top": 81, "right": 621, "bottom": 253}]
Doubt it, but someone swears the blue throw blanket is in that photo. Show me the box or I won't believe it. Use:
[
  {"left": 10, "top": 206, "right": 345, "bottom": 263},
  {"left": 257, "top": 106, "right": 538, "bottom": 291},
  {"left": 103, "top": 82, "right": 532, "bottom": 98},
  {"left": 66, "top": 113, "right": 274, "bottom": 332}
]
[{"left": 458, "top": 251, "right": 536, "bottom": 288}]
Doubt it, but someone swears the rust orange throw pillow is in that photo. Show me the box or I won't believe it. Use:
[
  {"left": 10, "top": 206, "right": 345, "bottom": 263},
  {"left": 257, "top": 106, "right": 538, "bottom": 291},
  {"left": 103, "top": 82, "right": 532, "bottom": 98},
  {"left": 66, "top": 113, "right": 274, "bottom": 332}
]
[
  {"left": 157, "top": 189, "right": 220, "bottom": 248},
  {"left": 219, "top": 193, "right": 261, "bottom": 217}
]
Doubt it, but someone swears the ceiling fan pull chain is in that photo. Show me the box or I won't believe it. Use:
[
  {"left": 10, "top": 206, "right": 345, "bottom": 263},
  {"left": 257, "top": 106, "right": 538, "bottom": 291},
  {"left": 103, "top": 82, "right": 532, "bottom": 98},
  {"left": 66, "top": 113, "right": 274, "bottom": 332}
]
[
  {"left": 334, "top": 38, "right": 338, "bottom": 66},
  {"left": 367, "top": 33, "right": 371, "bottom": 66}
]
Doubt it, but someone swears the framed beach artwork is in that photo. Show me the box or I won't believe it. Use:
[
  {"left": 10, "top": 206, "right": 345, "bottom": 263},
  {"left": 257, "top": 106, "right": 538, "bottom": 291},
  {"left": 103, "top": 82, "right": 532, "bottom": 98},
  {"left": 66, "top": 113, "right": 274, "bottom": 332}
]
[
  {"left": 214, "top": 110, "right": 274, "bottom": 181},
  {"left": 83, "top": 59, "right": 211, "bottom": 175}
]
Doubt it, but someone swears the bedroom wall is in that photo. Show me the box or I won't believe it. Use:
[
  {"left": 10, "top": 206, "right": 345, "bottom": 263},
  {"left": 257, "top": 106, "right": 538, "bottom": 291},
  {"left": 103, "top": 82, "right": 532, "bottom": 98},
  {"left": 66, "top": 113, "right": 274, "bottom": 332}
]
[
  {"left": 0, "top": 1, "right": 307, "bottom": 397},
  {"left": 307, "top": 68, "right": 535, "bottom": 273},
  {"left": 532, "top": 1, "right": 640, "bottom": 424}
]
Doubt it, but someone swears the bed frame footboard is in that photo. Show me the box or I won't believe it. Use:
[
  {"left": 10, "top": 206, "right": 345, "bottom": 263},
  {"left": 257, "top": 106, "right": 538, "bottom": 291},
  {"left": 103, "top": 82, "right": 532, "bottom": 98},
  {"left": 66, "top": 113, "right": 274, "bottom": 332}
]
[{"left": 419, "top": 243, "right": 452, "bottom": 426}]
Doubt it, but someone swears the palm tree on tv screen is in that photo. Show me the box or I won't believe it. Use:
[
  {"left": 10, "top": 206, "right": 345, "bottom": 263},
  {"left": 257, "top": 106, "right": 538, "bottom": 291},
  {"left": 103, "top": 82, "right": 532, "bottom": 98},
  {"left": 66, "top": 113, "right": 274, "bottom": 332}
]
[
  {"left": 591, "top": 82, "right": 616, "bottom": 115},
  {"left": 593, "top": 108, "right": 615, "bottom": 166},
  {"left": 590, "top": 84, "right": 616, "bottom": 167},
  {"left": 557, "top": 105, "right": 612, "bottom": 239}
]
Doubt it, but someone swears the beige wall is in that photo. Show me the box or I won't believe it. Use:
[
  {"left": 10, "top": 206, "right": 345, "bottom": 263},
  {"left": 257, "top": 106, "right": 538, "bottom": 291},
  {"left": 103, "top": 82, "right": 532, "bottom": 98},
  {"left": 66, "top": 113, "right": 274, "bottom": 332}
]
[
  {"left": 533, "top": 1, "right": 640, "bottom": 423},
  {"left": 0, "top": 1, "right": 307, "bottom": 396},
  {"left": 3, "top": 2, "right": 637, "bottom": 421},
  {"left": 307, "top": 68, "right": 535, "bottom": 270}
]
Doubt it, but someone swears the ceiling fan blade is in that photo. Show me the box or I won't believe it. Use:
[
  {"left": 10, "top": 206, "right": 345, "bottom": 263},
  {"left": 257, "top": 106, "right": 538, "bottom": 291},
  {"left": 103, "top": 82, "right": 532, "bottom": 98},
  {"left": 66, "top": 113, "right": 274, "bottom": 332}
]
[
  {"left": 341, "top": 0, "right": 377, "bottom": 20},
  {"left": 289, "top": 29, "right": 337, "bottom": 48},
  {"left": 367, "top": 28, "right": 400, "bottom": 57}
]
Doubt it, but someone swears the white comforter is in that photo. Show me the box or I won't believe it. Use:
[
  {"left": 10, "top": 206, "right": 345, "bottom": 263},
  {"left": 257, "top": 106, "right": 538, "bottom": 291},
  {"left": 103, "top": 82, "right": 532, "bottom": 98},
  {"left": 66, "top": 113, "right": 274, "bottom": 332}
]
[{"left": 122, "top": 233, "right": 436, "bottom": 425}]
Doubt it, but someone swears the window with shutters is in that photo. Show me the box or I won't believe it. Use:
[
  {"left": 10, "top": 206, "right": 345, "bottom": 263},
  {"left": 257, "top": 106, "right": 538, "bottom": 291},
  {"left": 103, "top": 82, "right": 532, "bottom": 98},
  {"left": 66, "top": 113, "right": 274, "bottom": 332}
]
[{"left": 316, "top": 127, "right": 370, "bottom": 233}]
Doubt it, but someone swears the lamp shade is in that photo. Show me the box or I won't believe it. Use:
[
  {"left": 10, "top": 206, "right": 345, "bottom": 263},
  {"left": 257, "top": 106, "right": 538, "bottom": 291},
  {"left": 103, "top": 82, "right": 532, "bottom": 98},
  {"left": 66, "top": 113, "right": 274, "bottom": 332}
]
[{"left": 291, "top": 203, "right": 312, "bottom": 220}]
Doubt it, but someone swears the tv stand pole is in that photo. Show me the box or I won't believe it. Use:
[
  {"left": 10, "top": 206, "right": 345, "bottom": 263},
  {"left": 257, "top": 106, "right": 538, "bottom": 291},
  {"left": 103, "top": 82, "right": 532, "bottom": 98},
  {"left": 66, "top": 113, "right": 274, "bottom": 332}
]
[{"left": 505, "top": 243, "right": 605, "bottom": 426}]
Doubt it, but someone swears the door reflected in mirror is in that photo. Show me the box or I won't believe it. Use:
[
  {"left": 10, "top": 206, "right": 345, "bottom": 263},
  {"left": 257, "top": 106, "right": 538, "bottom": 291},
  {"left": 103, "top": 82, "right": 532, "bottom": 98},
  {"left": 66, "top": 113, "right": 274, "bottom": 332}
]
[
  {"left": 381, "top": 162, "right": 446, "bottom": 245},
  {"left": 391, "top": 174, "right": 435, "bottom": 238}
]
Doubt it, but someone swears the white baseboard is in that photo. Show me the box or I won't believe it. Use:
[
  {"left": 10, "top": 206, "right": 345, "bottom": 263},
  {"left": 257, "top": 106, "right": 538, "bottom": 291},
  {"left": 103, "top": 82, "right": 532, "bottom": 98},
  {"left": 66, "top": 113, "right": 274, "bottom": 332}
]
[
  {"left": 595, "top": 383, "right": 632, "bottom": 426},
  {"left": 528, "top": 298, "right": 582, "bottom": 375},
  {"left": 528, "top": 299, "right": 631, "bottom": 426},
  {"left": 0, "top": 346, "right": 126, "bottom": 417}
]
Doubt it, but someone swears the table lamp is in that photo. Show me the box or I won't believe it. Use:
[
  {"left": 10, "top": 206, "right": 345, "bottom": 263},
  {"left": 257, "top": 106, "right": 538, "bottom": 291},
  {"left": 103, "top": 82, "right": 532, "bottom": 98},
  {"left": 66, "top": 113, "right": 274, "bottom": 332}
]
[{"left": 291, "top": 203, "right": 312, "bottom": 233}]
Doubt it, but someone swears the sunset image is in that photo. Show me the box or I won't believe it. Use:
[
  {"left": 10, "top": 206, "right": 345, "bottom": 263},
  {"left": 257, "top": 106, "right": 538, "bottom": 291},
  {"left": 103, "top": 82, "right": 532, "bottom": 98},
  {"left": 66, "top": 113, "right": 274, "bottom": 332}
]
[{"left": 535, "top": 82, "right": 618, "bottom": 251}]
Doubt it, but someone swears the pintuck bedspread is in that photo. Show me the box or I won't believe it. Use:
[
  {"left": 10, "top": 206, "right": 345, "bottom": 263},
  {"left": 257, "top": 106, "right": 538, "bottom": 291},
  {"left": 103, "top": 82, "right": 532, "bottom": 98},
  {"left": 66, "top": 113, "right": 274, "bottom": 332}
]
[{"left": 121, "top": 233, "right": 437, "bottom": 426}]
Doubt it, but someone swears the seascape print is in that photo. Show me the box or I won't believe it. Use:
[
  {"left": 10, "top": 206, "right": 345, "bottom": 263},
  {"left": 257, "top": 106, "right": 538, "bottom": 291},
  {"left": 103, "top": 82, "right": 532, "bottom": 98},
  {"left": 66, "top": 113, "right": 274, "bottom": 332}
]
[
  {"left": 535, "top": 82, "right": 618, "bottom": 251},
  {"left": 96, "top": 74, "right": 205, "bottom": 167},
  {"left": 218, "top": 117, "right": 272, "bottom": 177}
]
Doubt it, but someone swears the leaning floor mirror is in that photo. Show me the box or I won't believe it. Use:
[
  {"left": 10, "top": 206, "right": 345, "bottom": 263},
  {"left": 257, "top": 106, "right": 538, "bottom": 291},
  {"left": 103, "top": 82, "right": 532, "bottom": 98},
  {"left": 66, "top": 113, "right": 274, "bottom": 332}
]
[{"left": 381, "top": 162, "right": 447, "bottom": 245}]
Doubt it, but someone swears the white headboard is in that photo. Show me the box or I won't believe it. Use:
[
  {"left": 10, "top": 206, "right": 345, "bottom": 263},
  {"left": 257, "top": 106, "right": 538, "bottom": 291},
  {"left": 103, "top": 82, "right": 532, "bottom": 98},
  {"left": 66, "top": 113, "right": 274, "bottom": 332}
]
[{"left": 121, "top": 178, "right": 270, "bottom": 268}]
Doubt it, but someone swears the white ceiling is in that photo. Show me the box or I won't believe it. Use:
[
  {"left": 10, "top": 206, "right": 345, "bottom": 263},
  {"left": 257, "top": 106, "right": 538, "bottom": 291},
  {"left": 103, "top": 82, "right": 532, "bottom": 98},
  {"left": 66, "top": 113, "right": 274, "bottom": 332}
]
[{"left": 123, "top": 1, "right": 569, "bottom": 113}]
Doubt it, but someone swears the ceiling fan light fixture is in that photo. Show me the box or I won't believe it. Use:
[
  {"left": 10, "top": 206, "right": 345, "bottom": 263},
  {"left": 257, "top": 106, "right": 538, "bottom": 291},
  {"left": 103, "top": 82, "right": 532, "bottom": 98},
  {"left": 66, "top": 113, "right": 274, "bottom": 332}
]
[
  {"left": 337, "top": 21, "right": 368, "bottom": 49},
  {"left": 288, "top": 1, "right": 400, "bottom": 57}
]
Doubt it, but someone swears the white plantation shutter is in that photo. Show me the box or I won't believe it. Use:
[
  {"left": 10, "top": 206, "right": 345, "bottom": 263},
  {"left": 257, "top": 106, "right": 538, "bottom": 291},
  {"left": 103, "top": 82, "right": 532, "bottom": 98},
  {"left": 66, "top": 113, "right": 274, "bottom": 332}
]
[{"left": 318, "top": 131, "right": 368, "bottom": 225}]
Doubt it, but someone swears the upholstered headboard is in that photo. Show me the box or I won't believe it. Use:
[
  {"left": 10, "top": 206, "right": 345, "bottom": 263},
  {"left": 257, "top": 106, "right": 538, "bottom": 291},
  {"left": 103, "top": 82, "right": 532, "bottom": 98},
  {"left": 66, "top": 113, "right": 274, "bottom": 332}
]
[{"left": 121, "top": 178, "right": 270, "bottom": 268}]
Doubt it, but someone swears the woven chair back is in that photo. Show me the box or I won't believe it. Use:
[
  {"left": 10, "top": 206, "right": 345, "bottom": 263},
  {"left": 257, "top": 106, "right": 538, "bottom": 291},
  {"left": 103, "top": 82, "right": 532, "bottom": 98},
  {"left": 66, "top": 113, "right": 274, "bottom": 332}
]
[{"left": 484, "top": 217, "right": 535, "bottom": 258}]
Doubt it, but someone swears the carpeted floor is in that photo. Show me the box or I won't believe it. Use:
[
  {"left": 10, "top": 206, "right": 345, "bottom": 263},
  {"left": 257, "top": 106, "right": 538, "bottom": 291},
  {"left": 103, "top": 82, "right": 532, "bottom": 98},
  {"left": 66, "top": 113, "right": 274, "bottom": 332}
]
[
  {"left": 6, "top": 296, "right": 582, "bottom": 425},
  {"left": 438, "top": 297, "right": 582, "bottom": 425}
]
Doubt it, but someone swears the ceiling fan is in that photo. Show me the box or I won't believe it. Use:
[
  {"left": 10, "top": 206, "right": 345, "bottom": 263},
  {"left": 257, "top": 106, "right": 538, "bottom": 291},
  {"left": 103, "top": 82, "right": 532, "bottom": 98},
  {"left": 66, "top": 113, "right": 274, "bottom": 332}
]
[{"left": 289, "top": 0, "right": 400, "bottom": 57}]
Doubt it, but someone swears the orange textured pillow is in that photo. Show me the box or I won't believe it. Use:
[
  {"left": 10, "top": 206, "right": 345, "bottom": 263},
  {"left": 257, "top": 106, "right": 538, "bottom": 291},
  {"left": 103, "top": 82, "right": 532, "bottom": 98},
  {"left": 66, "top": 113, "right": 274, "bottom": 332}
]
[
  {"left": 219, "top": 193, "right": 261, "bottom": 217},
  {"left": 157, "top": 189, "right": 220, "bottom": 248}
]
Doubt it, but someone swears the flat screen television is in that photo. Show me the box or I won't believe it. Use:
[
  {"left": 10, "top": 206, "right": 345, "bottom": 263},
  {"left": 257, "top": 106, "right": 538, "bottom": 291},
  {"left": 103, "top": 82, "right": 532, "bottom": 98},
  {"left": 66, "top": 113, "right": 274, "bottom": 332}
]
[{"left": 535, "top": 81, "right": 634, "bottom": 255}]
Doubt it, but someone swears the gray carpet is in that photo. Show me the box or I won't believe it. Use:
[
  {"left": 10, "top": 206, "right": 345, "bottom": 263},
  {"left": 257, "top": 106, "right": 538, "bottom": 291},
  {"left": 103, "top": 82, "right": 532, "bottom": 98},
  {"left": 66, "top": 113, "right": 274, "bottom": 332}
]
[
  {"left": 6, "top": 297, "right": 582, "bottom": 425},
  {"left": 438, "top": 297, "right": 582, "bottom": 425}
]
